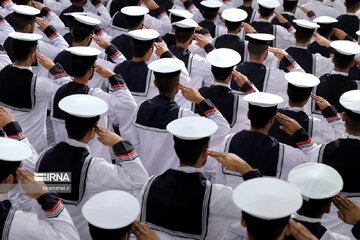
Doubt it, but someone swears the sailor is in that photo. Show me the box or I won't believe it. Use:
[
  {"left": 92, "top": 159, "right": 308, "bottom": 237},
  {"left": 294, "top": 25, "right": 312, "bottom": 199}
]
[
  {"left": 53, "top": 14, "right": 125, "bottom": 88},
  {"left": 139, "top": 116, "right": 261, "bottom": 240},
  {"left": 232, "top": 177, "right": 303, "bottom": 240},
  {"left": 36, "top": 94, "right": 148, "bottom": 239},
  {"left": 283, "top": 19, "right": 333, "bottom": 77},
  {"left": 269, "top": 72, "right": 343, "bottom": 146},
  {"left": 285, "top": 163, "right": 350, "bottom": 240},
  {"left": 232, "top": 33, "right": 304, "bottom": 105},
  {"left": 198, "top": 0, "right": 226, "bottom": 38},
  {"left": 169, "top": 0, "right": 203, "bottom": 23},
  {"left": 110, "top": 6, "right": 166, "bottom": 60},
  {"left": 213, "top": 8, "right": 248, "bottom": 60},
  {"left": 59, "top": 0, "right": 111, "bottom": 30},
  {"left": 239, "top": 0, "right": 255, "bottom": 23},
  {"left": 312, "top": 40, "right": 360, "bottom": 114},
  {"left": 271, "top": 0, "right": 316, "bottom": 26},
  {"left": 249, "top": 0, "right": 295, "bottom": 49},
  {"left": 82, "top": 190, "right": 160, "bottom": 240},
  {"left": 51, "top": 46, "right": 137, "bottom": 160},
  {"left": 334, "top": 0, "right": 360, "bottom": 39},
  {"left": 2, "top": 5, "right": 69, "bottom": 76},
  {"left": 109, "top": 1, "right": 171, "bottom": 38},
  {"left": 0, "top": 32, "right": 71, "bottom": 153},
  {"left": 193, "top": 48, "right": 256, "bottom": 133},
  {"left": 301, "top": 0, "right": 341, "bottom": 18},
  {"left": 126, "top": 58, "right": 230, "bottom": 176}
]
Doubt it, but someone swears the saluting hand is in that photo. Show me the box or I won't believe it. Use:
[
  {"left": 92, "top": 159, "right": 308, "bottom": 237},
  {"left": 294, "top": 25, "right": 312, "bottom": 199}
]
[
  {"left": 16, "top": 169, "right": 48, "bottom": 200},
  {"left": 193, "top": 33, "right": 211, "bottom": 49},
  {"left": 92, "top": 35, "right": 111, "bottom": 49},
  {"left": 332, "top": 28, "right": 348, "bottom": 40},
  {"left": 268, "top": 47, "right": 288, "bottom": 60},
  {"left": 143, "top": 0, "right": 159, "bottom": 10},
  {"left": 334, "top": 195, "right": 360, "bottom": 225},
  {"left": 95, "top": 126, "right": 123, "bottom": 146},
  {"left": 35, "top": 18, "right": 51, "bottom": 32},
  {"left": 131, "top": 220, "right": 160, "bottom": 240},
  {"left": 36, "top": 52, "right": 55, "bottom": 70},
  {"left": 154, "top": 42, "right": 168, "bottom": 57},
  {"left": 311, "top": 94, "right": 331, "bottom": 111},
  {"left": 179, "top": 84, "right": 205, "bottom": 104},
  {"left": 95, "top": 64, "right": 115, "bottom": 78},
  {"left": 313, "top": 32, "right": 330, "bottom": 47},
  {"left": 241, "top": 22, "right": 256, "bottom": 34},
  {"left": 208, "top": 150, "right": 253, "bottom": 175},
  {"left": 0, "top": 106, "right": 14, "bottom": 128},
  {"left": 275, "top": 113, "right": 302, "bottom": 136},
  {"left": 33, "top": 1, "right": 46, "bottom": 10},
  {"left": 274, "top": 11, "right": 288, "bottom": 24},
  {"left": 297, "top": 5, "right": 310, "bottom": 14},
  {"left": 232, "top": 70, "right": 248, "bottom": 88},
  {"left": 289, "top": 219, "right": 319, "bottom": 240}
]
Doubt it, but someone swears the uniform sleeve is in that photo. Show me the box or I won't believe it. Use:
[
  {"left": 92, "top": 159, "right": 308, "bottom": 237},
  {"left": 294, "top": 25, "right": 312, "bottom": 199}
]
[
  {"left": 291, "top": 128, "right": 323, "bottom": 163},
  {"left": 104, "top": 43, "right": 126, "bottom": 64},
  {"left": 209, "top": 184, "right": 242, "bottom": 220},
  {"left": 40, "top": 7, "right": 66, "bottom": 35},
  {"left": 189, "top": 53, "right": 213, "bottom": 80},
  {"left": 38, "top": 26, "right": 69, "bottom": 60},
  {"left": 314, "top": 53, "right": 334, "bottom": 77},
  {"left": 2, "top": 121, "right": 38, "bottom": 171},
  {"left": 86, "top": 140, "right": 149, "bottom": 192},
  {"left": 274, "top": 25, "right": 295, "bottom": 50},
  {"left": 352, "top": 221, "right": 360, "bottom": 240},
  {"left": 9, "top": 193, "right": 79, "bottom": 240},
  {"left": 144, "top": 10, "right": 172, "bottom": 37},
  {"left": 182, "top": 0, "right": 203, "bottom": 23},
  {"left": 35, "top": 63, "right": 71, "bottom": 100},
  {"left": 86, "top": 0, "right": 111, "bottom": 27},
  {"left": 0, "top": 46, "right": 12, "bottom": 70},
  {"left": 0, "top": 16, "right": 14, "bottom": 44}
]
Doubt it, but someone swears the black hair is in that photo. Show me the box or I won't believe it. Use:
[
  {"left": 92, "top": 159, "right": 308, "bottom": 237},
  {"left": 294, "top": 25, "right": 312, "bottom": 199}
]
[
  {"left": 174, "top": 26, "right": 194, "bottom": 43},
  {"left": 225, "top": 20, "right": 243, "bottom": 32},
  {"left": 294, "top": 26, "right": 314, "bottom": 44},
  {"left": 287, "top": 83, "right": 312, "bottom": 103},
  {"left": 132, "top": 39, "right": 154, "bottom": 58},
  {"left": 345, "top": 111, "right": 360, "bottom": 133},
  {"left": 173, "top": 136, "right": 210, "bottom": 165},
  {"left": 211, "top": 66, "right": 233, "bottom": 81},
  {"left": 0, "top": 160, "right": 21, "bottom": 183},
  {"left": 70, "top": 0, "right": 83, "bottom": 3},
  {"left": 202, "top": 6, "right": 219, "bottom": 20},
  {"left": 259, "top": 5, "right": 274, "bottom": 18},
  {"left": 127, "top": 0, "right": 140, "bottom": 6},
  {"left": 12, "top": 40, "right": 37, "bottom": 62},
  {"left": 283, "top": 0, "right": 298, "bottom": 12},
  {"left": 64, "top": 113, "right": 100, "bottom": 140},
  {"left": 12, "top": 0, "right": 30, "bottom": 5},
  {"left": 154, "top": 71, "right": 181, "bottom": 94},
  {"left": 125, "top": 15, "right": 144, "bottom": 29},
  {"left": 88, "top": 223, "right": 131, "bottom": 240},
  {"left": 72, "top": 24, "right": 94, "bottom": 43},
  {"left": 13, "top": 15, "right": 34, "bottom": 31},
  {"left": 248, "top": 104, "right": 277, "bottom": 128},
  {"left": 333, "top": 52, "right": 354, "bottom": 70},
  {"left": 242, "top": 211, "right": 290, "bottom": 240},
  {"left": 317, "top": 23, "right": 333, "bottom": 39},
  {"left": 346, "top": 0, "right": 360, "bottom": 11},
  {"left": 70, "top": 56, "right": 96, "bottom": 77},
  {"left": 297, "top": 197, "right": 333, "bottom": 218},
  {"left": 247, "top": 42, "right": 268, "bottom": 60}
]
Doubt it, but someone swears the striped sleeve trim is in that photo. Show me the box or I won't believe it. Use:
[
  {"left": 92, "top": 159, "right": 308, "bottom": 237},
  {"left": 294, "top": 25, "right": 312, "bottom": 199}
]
[
  {"left": 307, "top": 11, "right": 316, "bottom": 19},
  {"left": 95, "top": 29, "right": 103, "bottom": 36},
  {"left": 322, "top": 105, "right": 341, "bottom": 123},
  {"left": 109, "top": 75, "right": 128, "bottom": 91},
  {"left": 157, "top": 11, "right": 166, "bottom": 18},
  {"left": 183, "top": 0, "right": 194, "bottom": 10},
  {"left": 49, "top": 63, "right": 68, "bottom": 79},
  {"left": 240, "top": 81, "right": 256, "bottom": 94},
  {"left": 43, "top": 25, "right": 59, "bottom": 39},
  {"left": 1, "top": 0, "right": 10, "bottom": 5},
  {"left": 293, "top": 128, "right": 313, "bottom": 149},
  {"left": 3, "top": 121, "right": 25, "bottom": 141},
  {"left": 113, "top": 140, "right": 138, "bottom": 162},
  {"left": 37, "top": 194, "right": 64, "bottom": 218},
  {"left": 199, "top": 99, "right": 220, "bottom": 117}
]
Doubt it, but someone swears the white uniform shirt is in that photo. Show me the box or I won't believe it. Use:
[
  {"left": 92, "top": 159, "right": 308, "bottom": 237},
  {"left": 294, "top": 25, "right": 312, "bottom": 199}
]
[{"left": 301, "top": 0, "right": 341, "bottom": 18}]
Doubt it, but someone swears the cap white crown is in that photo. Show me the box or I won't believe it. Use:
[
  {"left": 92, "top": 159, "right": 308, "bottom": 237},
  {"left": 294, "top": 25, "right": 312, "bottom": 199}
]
[
  {"left": 0, "top": 138, "right": 32, "bottom": 161},
  {"left": 206, "top": 48, "right": 241, "bottom": 68},
  {"left": 59, "top": 94, "right": 108, "bottom": 118}
]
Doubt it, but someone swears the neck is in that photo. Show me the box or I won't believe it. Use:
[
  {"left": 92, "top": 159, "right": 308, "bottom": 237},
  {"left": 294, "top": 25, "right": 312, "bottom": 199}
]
[
  {"left": 179, "top": 162, "right": 202, "bottom": 168},
  {"left": 73, "top": 2, "right": 83, "bottom": 7},
  {"left": 14, "top": 60, "right": 31, "bottom": 67},
  {"left": 242, "top": 1, "right": 252, "bottom": 6},
  {"left": 177, "top": 42, "right": 190, "bottom": 49},
  {"left": 347, "top": 130, "right": 360, "bottom": 136},
  {"left": 160, "top": 92, "right": 175, "bottom": 100},
  {"left": 228, "top": 30, "right": 240, "bottom": 34},
  {"left": 72, "top": 41, "right": 87, "bottom": 47},
  {"left": 205, "top": 18, "right": 215, "bottom": 22},
  {"left": 249, "top": 57, "right": 263, "bottom": 64},
  {"left": 347, "top": 9, "right": 357, "bottom": 13},
  {"left": 288, "top": 101, "right": 304, "bottom": 108},
  {"left": 74, "top": 76, "right": 89, "bottom": 85},
  {"left": 295, "top": 42, "right": 308, "bottom": 47},
  {"left": 215, "top": 79, "right": 230, "bottom": 84},
  {"left": 132, "top": 56, "right": 147, "bottom": 62},
  {"left": 250, "top": 126, "right": 269, "bottom": 135},
  {"left": 260, "top": 15, "right": 271, "bottom": 21},
  {"left": 334, "top": 67, "right": 350, "bottom": 73}
]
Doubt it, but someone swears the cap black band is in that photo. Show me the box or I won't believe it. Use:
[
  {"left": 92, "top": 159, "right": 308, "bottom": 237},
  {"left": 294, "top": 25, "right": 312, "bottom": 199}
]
[
  {"left": 175, "top": 25, "right": 195, "bottom": 32},
  {"left": 345, "top": 109, "right": 360, "bottom": 121},
  {"left": 154, "top": 70, "right": 181, "bottom": 78},
  {"left": 13, "top": 12, "right": 37, "bottom": 20},
  {"left": 13, "top": 39, "right": 38, "bottom": 47}
]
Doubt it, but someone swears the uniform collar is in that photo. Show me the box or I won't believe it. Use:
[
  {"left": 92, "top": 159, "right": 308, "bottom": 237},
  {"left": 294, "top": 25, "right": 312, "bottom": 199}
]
[
  {"left": 175, "top": 166, "right": 203, "bottom": 173},
  {"left": 67, "top": 138, "right": 90, "bottom": 151},
  {"left": 348, "top": 134, "right": 360, "bottom": 140},
  {"left": 13, "top": 64, "right": 32, "bottom": 71},
  {"left": 282, "top": 11, "right": 294, "bottom": 16},
  {"left": 293, "top": 212, "right": 322, "bottom": 223},
  {"left": 214, "top": 81, "right": 230, "bottom": 88},
  {"left": 257, "top": 18, "right": 270, "bottom": 23},
  {"left": 284, "top": 104, "right": 305, "bottom": 112},
  {"left": 331, "top": 70, "right": 348, "bottom": 76}
]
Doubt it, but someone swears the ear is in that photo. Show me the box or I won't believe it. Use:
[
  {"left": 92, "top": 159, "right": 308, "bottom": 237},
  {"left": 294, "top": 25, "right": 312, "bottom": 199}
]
[
  {"left": 2, "top": 174, "right": 14, "bottom": 184},
  {"left": 351, "top": 59, "right": 356, "bottom": 67},
  {"left": 286, "top": 89, "right": 289, "bottom": 96},
  {"left": 269, "top": 115, "right": 276, "bottom": 125},
  {"left": 325, "top": 204, "right": 331, "bottom": 213},
  {"left": 70, "top": 28, "right": 74, "bottom": 36},
  {"left": 121, "top": 232, "right": 130, "bottom": 240},
  {"left": 153, "top": 80, "right": 158, "bottom": 88},
  {"left": 257, "top": 9, "right": 260, "bottom": 14},
  {"left": 241, "top": 215, "right": 246, "bottom": 227},
  {"left": 332, "top": 58, "right": 334, "bottom": 63},
  {"left": 342, "top": 112, "right": 346, "bottom": 121},
  {"left": 247, "top": 111, "right": 250, "bottom": 120}
]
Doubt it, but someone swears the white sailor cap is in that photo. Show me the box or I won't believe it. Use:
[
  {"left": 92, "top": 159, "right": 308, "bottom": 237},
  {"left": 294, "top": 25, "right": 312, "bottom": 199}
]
[
  {"left": 330, "top": 40, "right": 360, "bottom": 55},
  {"left": 148, "top": 57, "right": 185, "bottom": 75},
  {"left": 246, "top": 33, "right": 275, "bottom": 45},
  {"left": 243, "top": 92, "right": 283, "bottom": 107},
  {"left": 233, "top": 177, "right": 302, "bottom": 219},
  {"left": 285, "top": 72, "right": 320, "bottom": 88},
  {"left": 172, "top": 18, "right": 198, "bottom": 29},
  {"left": 206, "top": 48, "right": 241, "bottom": 68},
  {"left": 313, "top": 16, "right": 338, "bottom": 24},
  {"left": 63, "top": 12, "right": 88, "bottom": 16},
  {"left": 59, "top": 94, "right": 108, "bottom": 118},
  {"left": 167, "top": 116, "right": 218, "bottom": 140},
  {"left": 257, "top": 0, "right": 280, "bottom": 9},
  {"left": 128, "top": 29, "right": 159, "bottom": 41},
  {"left": 9, "top": 32, "right": 42, "bottom": 43},
  {"left": 357, "top": 30, "right": 360, "bottom": 36},
  {"left": 66, "top": 46, "right": 101, "bottom": 61},
  {"left": 293, "top": 19, "right": 320, "bottom": 29},
  {"left": 12, "top": 5, "right": 40, "bottom": 19},
  {"left": 121, "top": 6, "right": 149, "bottom": 16},
  {"left": 200, "top": 0, "right": 223, "bottom": 8},
  {"left": 73, "top": 14, "right": 101, "bottom": 26},
  {"left": 340, "top": 90, "right": 360, "bottom": 114},
  {"left": 288, "top": 163, "right": 343, "bottom": 200},
  {"left": 0, "top": 138, "right": 32, "bottom": 162},
  {"left": 168, "top": 9, "right": 193, "bottom": 19},
  {"left": 221, "top": 8, "right": 248, "bottom": 23},
  {"left": 82, "top": 190, "right": 140, "bottom": 229}
]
